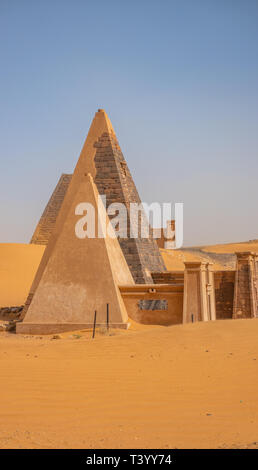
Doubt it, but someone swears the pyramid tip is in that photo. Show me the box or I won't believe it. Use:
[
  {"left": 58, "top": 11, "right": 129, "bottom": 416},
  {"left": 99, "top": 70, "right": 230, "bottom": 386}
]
[{"left": 94, "top": 108, "right": 115, "bottom": 134}]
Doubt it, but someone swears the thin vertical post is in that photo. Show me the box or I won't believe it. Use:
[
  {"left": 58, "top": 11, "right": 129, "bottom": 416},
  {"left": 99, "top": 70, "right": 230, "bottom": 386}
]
[
  {"left": 92, "top": 310, "right": 97, "bottom": 338},
  {"left": 106, "top": 303, "right": 109, "bottom": 332}
]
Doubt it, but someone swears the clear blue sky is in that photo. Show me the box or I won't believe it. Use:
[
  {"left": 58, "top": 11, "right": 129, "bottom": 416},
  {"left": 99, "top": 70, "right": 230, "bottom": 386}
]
[{"left": 0, "top": 0, "right": 257, "bottom": 246}]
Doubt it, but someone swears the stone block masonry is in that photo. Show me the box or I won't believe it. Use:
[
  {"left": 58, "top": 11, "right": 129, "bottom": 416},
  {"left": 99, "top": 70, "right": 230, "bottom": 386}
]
[
  {"left": 151, "top": 271, "right": 184, "bottom": 285},
  {"left": 20, "top": 110, "right": 165, "bottom": 333},
  {"left": 93, "top": 130, "right": 166, "bottom": 283},
  {"left": 31, "top": 110, "right": 165, "bottom": 284},
  {"left": 214, "top": 271, "right": 235, "bottom": 319},
  {"left": 31, "top": 174, "right": 72, "bottom": 245},
  {"left": 233, "top": 252, "right": 258, "bottom": 319}
]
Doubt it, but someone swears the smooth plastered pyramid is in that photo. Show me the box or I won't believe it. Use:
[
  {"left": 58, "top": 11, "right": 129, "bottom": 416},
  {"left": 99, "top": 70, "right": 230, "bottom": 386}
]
[{"left": 17, "top": 174, "right": 134, "bottom": 334}]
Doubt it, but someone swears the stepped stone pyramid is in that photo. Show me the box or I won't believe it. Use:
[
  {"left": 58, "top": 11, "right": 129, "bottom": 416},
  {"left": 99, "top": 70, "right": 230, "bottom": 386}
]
[
  {"left": 30, "top": 109, "right": 165, "bottom": 283},
  {"left": 17, "top": 174, "right": 134, "bottom": 334},
  {"left": 31, "top": 174, "right": 72, "bottom": 245}
]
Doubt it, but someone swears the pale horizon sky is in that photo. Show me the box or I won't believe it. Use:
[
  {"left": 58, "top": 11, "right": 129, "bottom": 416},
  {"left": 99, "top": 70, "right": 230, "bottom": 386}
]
[{"left": 0, "top": 0, "right": 257, "bottom": 247}]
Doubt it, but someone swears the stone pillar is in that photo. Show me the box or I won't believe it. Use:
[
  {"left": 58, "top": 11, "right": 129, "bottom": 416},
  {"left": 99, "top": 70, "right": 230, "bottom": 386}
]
[
  {"left": 254, "top": 253, "right": 258, "bottom": 317},
  {"left": 183, "top": 262, "right": 204, "bottom": 323},
  {"left": 206, "top": 263, "right": 216, "bottom": 321},
  {"left": 183, "top": 261, "right": 217, "bottom": 323},
  {"left": 233, "top": 252, "right": 258, "bottom": 319}
]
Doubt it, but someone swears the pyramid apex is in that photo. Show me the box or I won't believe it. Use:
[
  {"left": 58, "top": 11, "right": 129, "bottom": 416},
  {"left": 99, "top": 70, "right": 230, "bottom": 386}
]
[{"left": 91, "top": 108, "right": 114, "bottom": 135}]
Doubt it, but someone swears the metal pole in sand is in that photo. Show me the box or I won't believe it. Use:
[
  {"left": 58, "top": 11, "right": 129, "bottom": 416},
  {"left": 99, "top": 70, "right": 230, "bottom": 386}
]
[
  {"left": 92, "top": 310, "right": 97, "bottom": 338},
  {"left": 106, "top": 303, "right": 109, "bottom": 333}
]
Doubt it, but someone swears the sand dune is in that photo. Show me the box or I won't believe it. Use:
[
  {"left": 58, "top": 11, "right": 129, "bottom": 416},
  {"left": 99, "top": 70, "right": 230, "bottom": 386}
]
[
  {"left": 0, "top": 240, "right": 257, "bottom": 307},
  {"left": 161, "top": 248, "right": 231, "bottom": 271},
  {"left": 0, "top": 244, "right": 45, "bottom": 306},
  {"left": 202, "top": 240, "right": 258, "bottom": 254},
  {"left": 0, "top": 318, "right": 258, "bottom": 449},
  {"left": 162, "top": 239, "right": 258, "bottom": 272}
]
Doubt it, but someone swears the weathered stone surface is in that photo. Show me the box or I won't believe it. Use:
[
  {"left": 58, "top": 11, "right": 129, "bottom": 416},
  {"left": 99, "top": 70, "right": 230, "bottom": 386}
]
[
  {"left": 17, "top": 174, "right": 134, "bottom": 335},
  {"left": 152, "top": 271, "right": 183, "bottom": 285},
  {"left": 183, "top": 262, "right": 216, "bottom": 323},
  {"left": 31, "top": 174, "right": 72, "bottom": 245},
  {"left": 233, "top": 252, "right": 258, "bottom": 319},
  {"left": 214, "top": 271, "right": 235, "bottom": 319},
  {"left": 30, "top": 110, "right": 165, "bottom": 283},
  {"left": 93, "top": 128, "right": 165, "bottom": 283},
  {"left": 154, "top": 220, "right": 175, "bottom": 249},
  {"left": 120, "top": 284, "right": 183, "bottom": 326},
  {"left": 0, "top": 320, "right": 17, "bottom": 332},
  {"left": 0, "top": 306, "right": 24, "bottom": 321}
]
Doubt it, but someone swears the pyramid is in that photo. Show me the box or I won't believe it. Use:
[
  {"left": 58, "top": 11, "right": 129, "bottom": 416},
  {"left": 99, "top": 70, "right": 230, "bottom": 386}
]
[
  {"left": 30, "top": 109, "right": 165, "bottom": 282},
  {"left": 31, "top": 173, "right": 72, "bottom": 245},
  {"left": 17, "top": 174, "right": 133, "bottom": 334}
]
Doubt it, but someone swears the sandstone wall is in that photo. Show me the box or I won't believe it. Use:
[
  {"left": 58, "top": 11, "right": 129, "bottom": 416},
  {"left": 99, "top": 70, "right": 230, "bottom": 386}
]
[
  {"left": 120, "top": 284, "right": 183, "bottom": 326},
  {"left": 214, "top": 271, "right": 235, "bottom": 319},
  {"left": 151, "top": 271, "right": 184, "bottom": 285},
  {"left": 233, "top": 252, "right": 258, "bottom": 319}
]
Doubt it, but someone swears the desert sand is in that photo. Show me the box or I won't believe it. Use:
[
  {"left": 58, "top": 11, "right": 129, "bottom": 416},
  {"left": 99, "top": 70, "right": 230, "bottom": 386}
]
[
  {"left": 0, "top": 243, "right": 45, "bottom": 306},
  {"left": 1, "top": 241, "right": 258, "bottom": 449},
  {"left": 202, "top": 240, "right": 258, "bottom": 254},
  {"left": 0, "top": 318, "right": 258, "bottom": 449},
  {"left": 162, "top": 240, "right": 258, "bottom": 271},
  {"left": 1, "top": 240, "right": 258, "bottom": 308}
]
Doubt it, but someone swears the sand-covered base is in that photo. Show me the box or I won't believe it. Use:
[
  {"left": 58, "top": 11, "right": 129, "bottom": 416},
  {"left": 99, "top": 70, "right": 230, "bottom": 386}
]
[{"left": 1, "top": 318, "right": 258, "bottom": 449}]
